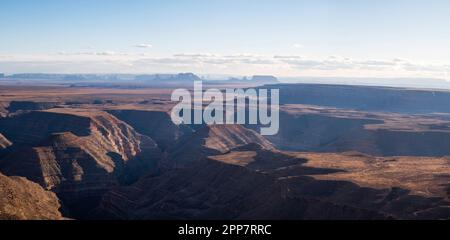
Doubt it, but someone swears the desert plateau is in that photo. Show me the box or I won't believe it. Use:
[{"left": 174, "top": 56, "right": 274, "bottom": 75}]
[{"left": 0, "top": 79, "right": 448, "bottom": 220}]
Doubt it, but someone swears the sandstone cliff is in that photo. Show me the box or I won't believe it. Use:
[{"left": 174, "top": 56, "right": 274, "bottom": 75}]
[
  {"left": 7, "top": 101, "right": 60, "bottom": 113},
  {"left": 0, "top": 109, "right": 162, "bottom": 218},
  {"left": 249, "top": 108, "right": 450, "bottom": 157},
  {"left": 108, "top": 109, "right": 192, "bottom": 150},
  {"left": 0, "top": 172, "right": 63, "bottom": 220},
  {"left": 96, "top": 143, "right": 448, "bottom": 219},
  {"left": 95, "top": 146, "right": 389, "bottom": 220},
  {"left": 0, "top": 102, "right": 8, "bottom": 117},
  {"left": 168, "top": 124, "right": 273, "bottom": 166},
  {"left": 0, "top": 133, "right": 11, "bottom": 149}
]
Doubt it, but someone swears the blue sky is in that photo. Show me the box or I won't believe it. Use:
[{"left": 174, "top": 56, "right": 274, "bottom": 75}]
[{"left": 1, "top": 0, "right": 450, "bottom": 78}]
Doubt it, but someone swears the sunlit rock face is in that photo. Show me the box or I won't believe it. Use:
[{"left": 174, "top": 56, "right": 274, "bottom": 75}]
[
  {"left": 0, "top": 133, "right": 11, "bottom": 149},
  {"left": 168, "top": 124, "right": 274, "bottom": 166},
  {"left": 0, "top": 172, "right": 64, "bottom": 220}
]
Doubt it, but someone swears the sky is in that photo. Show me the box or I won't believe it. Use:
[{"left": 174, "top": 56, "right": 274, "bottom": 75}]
[{"left": 1, "top": 0, "right": 450, "bottom": 79}]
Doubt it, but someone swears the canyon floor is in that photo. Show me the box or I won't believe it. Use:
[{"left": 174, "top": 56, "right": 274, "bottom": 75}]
[{"left": 0, "top": 84, "right": 449, "bottom": 220}]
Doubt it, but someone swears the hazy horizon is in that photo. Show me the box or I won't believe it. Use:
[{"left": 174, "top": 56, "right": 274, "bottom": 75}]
[{"left": 1, "top": 0, "right": 450, "bottom": 81}]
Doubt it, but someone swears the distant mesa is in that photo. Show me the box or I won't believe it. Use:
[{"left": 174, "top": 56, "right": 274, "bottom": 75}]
[
  {"left": 1, "top": 73, "right": 281, "bottom": 88},
  {"left": 134, "top": 73, "right": 202, "bottom": 83},
  {"left": 8, "top": 73, "right": 67, "bottom": 80},
  {"left": 2, "top": 73, "right": 279, "bottom": 83},
  {"left": 7, "top": 73, "right": 125, "bottom": 81},
  {"left": 220, "top": 75, "right": 279, "bottom": 85},
  {"left": 250, "top": 75, "right": 279, "bottom": 84},
  {"left": 268, "top": 84, "right": 450, "bottom": 114}
]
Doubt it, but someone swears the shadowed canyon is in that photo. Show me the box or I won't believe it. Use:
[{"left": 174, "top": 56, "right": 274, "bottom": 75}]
[{"left": 0, "top": 83, "right": 449, "bottom": 220}]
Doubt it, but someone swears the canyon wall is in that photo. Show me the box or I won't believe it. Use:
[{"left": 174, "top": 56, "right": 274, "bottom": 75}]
[
  {"left": 0, "top": 172, "right": 63, "bottom": 220},
  {"left": 0, "top": 109, "right": 162, "bottom": 218}
]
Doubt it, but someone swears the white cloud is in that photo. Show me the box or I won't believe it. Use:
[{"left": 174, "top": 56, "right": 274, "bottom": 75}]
[
  {"left": 293, "top": 43, "right": 304, "bottom": 48},
  {"left": 1, "top": 52, "right": 449, "bottom": 79},
  {"left": 134, "top": 43, "right": 153, "bottom": 48},
  {"left": 87, "top": 51, "right": 117, "bottom": 56},
  {"left": 57, "top": 51, "right": 120, "bottom": 56},
  {"left": 274, "top": 55, "right": 304, "bottom": 59},
  {"left": 173, "top": 53, "right": 217, "bottom": 58}
]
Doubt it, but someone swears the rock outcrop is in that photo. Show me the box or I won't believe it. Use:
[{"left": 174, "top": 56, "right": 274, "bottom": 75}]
[
  {"left": 0, "top": 102, "right": 8, "bottom": 117},
  {"left": 256, "top": 110, "right": 450, "bottom": 156},
  {"left": 0, "top": 133, "right": 11, "bottom": 149},
  {"left": 0, "top": 172, "right": 63, "bottom": 220},
  {"left": 250, "top": 75, "right": 279, "bottom": 84},
  {"left": 7, "top": 101, "right": 60, "bottom": 113},
  {"left": 95, "top": 146, "right": 389, "bottom": 220},
  {"left": 108, "top": 110, "right": 192, "bottom": 150},
  {"left": 168, "top": 124, "right": 273, "bottom": 165},
  {"left": 96, "top": 143, "right": 449, "bottom": 219},
  {"left": 0, "top": 110, "right": 91, "bottom": 147},
  {"left": 271, "top": 83, "right": 450, "bottom": 114},
  {"left": 0, "top": 109, "right": 162, "bottom": 218}
]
